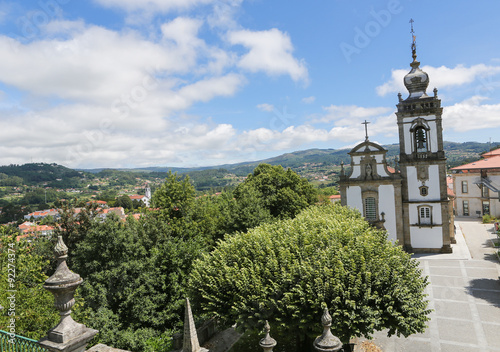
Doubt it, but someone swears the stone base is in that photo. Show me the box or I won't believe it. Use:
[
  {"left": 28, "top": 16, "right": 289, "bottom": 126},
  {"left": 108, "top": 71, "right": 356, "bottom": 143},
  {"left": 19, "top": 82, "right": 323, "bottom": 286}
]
[
  {"left": 39, "top": 328, "right": 98, "bottom": 352},
  {"left": 409, "top": 245, "right": 453, "bottom": 254},
  {"left": 86, "top": 344, "right": 131, "bottom": 352}
]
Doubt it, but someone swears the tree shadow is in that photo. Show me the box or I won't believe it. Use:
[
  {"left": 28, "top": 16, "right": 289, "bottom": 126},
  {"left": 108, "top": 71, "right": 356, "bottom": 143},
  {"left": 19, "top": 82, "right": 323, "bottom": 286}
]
[
  {"left": 482, "top": 251, "right": 500, "bottom": 264},
  {"left": 466, "top": 278, "right": 500, "bottom": 308}
]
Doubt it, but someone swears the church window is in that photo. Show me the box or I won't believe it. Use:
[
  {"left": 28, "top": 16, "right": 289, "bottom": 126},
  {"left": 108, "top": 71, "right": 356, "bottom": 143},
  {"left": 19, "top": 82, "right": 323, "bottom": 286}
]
[
  {"left": 461, "top": 181, "right": 468, "bottom": 194},
  {"left": 364, "top": 197, "right": 377, "bottom": 221},
  {"left": 418, "top": 206, "right": 431, "bottom": 225},
  {"left": 463, "top": 201, "right": 469, "bottom": 216},
  {"left": 415, "top": 127, "right": 428, "bottom": 152}
]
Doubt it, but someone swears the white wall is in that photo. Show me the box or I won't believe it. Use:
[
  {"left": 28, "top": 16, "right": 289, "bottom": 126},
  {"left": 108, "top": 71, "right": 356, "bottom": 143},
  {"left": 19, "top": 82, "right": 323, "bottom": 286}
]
[
  {"left": 346, "top": 186, "right": 362, "bottom": 212},
  {"left": 408, "top": 203, "right": 443, "bottom": 225},
  {"left": 406, "top": 165, "right": 441, "bottom": 201},
  {"left": 410, "top": 227, "right": 443, "bottom": 249},
  {"left": 408, "top": 202, "right": 443, "bottom": 249}
]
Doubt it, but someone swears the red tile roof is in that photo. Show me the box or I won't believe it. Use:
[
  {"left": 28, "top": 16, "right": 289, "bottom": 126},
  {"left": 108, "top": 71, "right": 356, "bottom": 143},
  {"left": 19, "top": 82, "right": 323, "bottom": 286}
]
[
  {"left": 482, "top": 148, "right": 500, "bottom": 158},
  {"left": 451, "top": 155, "right": 500, "bottom": 171}
]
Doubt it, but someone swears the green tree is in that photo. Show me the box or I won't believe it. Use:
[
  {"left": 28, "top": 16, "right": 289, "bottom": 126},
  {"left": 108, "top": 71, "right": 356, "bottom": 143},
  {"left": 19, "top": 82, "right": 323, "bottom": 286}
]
[
  {"left": 0, "top": 226, "right": 59, "bottom": 339},
  {"left": 152, "top": 172, "right": 195, "bottom": 218},
  {"left": 70, "top": 214, "right": 205, "bottom": 351},
  {"left": 234, "top": 164, "right": 317, "bottom": 219},
  {"left": 189, "top": 204, "right": 430, "bottom": 351},
  {"left": 115, "top": 195, "right": 134, "bottom": 210}
]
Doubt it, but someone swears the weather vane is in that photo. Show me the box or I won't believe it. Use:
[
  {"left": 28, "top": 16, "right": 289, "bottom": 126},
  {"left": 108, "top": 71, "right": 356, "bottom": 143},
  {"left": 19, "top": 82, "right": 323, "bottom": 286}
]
[
  {"left": 362, "top": 120, "right": 370, "bottom": 141},
  {"left": 410, "top": 18, "right": 417, "bottom": 60}
]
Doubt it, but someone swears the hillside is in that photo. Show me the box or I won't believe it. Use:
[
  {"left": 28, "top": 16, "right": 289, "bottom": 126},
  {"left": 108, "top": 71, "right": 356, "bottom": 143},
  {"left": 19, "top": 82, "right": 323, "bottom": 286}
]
[{"left": 0, "top": 163, "right": 89, "bottom": 188}]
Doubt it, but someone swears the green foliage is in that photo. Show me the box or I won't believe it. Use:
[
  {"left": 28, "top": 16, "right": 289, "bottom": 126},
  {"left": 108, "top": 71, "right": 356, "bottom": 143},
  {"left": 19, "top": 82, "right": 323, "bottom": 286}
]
[
  {"left": 115, "top": 195, "right": 134, "bottom": 210},
  {"left": 70, "top": 214, "right": 206, "bottom": 351},
  {"left": 20, "top": 188, "right": 67, "bottom": 205},
  {"left": 0, "top": 163, "right": 86, "bottom": 186},
  {"left": 0, "top": 226, "right": 59, "bottom": 339},
  {"left": 189, "top": 204, "right": 430, "bottom": 349},
  {"left": 152, "top": 171, "right": 196, "bottom": 218},
  {"left": 234, "top": 164, "right": 317, "bottom": 219}
]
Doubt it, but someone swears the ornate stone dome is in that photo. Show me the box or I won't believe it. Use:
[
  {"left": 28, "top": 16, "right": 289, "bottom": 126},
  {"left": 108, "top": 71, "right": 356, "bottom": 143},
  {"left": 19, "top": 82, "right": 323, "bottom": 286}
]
[{"left": 403, "top": 42, "right": 429, "bottom": 100}]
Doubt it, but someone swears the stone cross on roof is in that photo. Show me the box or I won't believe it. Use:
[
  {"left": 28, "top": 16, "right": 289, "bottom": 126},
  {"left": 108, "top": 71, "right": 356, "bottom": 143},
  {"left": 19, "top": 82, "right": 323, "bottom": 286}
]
[{"left": 362, "top": 120, "right": 370, "bottom": 141}]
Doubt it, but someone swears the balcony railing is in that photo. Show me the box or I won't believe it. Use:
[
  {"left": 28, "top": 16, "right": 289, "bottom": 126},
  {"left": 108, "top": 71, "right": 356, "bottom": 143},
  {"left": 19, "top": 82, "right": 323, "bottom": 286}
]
[{"left": 0, "top": 330, "right": 48, "bottom": 352}]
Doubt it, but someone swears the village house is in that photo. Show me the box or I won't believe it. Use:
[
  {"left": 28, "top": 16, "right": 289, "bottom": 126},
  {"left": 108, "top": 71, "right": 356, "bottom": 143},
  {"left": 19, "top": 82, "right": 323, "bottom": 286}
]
[{"left": 451, "top": 147, "right": 500, "bottom": 218}]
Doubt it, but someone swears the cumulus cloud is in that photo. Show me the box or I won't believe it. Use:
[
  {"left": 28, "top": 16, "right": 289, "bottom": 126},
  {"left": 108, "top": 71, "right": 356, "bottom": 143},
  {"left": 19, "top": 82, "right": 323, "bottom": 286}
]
[
  {"left": 376, "top": 64, "right": 500, "bottom": 97},
  {"left": 443, "top": 95, "right": 500, "bottom": 131},
  {"left": 228, "top": 28, "right": 309, "bottom": 83}
]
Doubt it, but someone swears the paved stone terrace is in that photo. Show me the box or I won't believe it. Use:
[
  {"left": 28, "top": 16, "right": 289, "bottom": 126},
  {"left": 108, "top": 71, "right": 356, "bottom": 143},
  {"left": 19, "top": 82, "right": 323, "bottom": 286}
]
[{"left": 359, "top": 219, "right": 500, "bottom": 352}]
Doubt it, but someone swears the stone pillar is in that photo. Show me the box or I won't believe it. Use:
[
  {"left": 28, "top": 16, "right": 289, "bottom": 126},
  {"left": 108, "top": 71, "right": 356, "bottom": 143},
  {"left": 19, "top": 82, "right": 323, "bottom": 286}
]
[
  {"left": 313, "top": 308, "right": 342, "bottom": 352},
  {"left": 39, "top": 236, "right": 98, "bottom": 352},
  {"left": 182, "top": 298, "right": 208, "bottom": 352},
  {"left": 259, "top": 321, "right": 276, "bottom": 352}
]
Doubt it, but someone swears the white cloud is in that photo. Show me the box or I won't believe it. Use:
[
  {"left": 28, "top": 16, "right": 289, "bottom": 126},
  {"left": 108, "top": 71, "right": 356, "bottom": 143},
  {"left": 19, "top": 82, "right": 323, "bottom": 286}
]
[
  {"left": 312, "top": 105, "right": 392, "bottom": 124},
  {"left": 228, "top": 28, "right": 309, "bottom": 83},
  {"left": 302, "top": 96, "right": 315, "bottom": 104},
  {"left": 257, "top": 103, "right": 274, "bottom": 112},
  {"left": 94, "top": 0, "right": 214, "bottom": 13},
  {"left": 376, "top": 64, "right": 500, "bottom": 97},
  {"left": 443, "top": 95, "right": 500, "bottom": 131}
]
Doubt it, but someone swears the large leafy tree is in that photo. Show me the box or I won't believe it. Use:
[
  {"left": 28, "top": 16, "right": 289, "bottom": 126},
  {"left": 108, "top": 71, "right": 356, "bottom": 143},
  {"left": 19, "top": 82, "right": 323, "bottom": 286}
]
[
  {"left": 189, "top": 204, "right": 430, "bottom": 351},
  {"left": 152, "top": 171, "right": 195, "bottom": 219},
  {"left": 70, "top": 214, "right": 205, "bottom": 352},
  {"left": 0, "top": 226, "right": 59, "bottom": 339},
  {"left": 234, "top": 164, "right": 317, "bottom": 219}
]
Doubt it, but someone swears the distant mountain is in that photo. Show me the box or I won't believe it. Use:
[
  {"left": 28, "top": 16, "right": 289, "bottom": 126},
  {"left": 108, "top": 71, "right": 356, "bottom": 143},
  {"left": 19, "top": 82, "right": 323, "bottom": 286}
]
[{"left": 80, "top": 141, "right": 499, "bottom": 176}]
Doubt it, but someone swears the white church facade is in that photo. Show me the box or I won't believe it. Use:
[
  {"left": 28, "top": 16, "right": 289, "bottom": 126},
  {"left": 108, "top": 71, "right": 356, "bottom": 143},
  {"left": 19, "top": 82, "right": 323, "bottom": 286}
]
[{"left": 339, "top": 38, "right": 453, "bottom": 253}]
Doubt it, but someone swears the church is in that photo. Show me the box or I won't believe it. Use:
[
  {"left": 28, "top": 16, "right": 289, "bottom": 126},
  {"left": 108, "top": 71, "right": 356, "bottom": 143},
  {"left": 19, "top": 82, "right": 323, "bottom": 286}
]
[{"left": 339, "top": 36, "right": 453, "bottom": 253}]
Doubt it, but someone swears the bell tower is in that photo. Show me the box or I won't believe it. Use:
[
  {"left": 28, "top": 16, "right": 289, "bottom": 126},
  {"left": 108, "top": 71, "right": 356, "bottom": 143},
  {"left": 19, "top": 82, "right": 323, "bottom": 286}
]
[{"left": 396, "top": 20, "right": 452, "bottom": 252}]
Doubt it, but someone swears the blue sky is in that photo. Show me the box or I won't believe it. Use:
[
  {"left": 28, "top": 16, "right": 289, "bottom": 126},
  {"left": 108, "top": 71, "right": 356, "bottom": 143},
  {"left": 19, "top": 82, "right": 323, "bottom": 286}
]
[{"left": 0, "top": 0, "right": 499, "bottom": 168}]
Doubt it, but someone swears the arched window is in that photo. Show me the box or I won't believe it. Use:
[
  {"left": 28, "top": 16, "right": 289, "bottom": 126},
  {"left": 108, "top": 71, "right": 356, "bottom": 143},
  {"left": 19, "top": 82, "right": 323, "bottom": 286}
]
[{"left": 415, "top": 126, "right": 428, "bottom": 152}]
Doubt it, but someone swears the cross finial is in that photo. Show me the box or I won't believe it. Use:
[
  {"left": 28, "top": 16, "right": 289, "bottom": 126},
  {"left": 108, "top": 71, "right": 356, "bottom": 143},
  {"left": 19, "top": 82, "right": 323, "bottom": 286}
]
[{"left": 362, "top": 120, "right": 370, "bottom": 141}]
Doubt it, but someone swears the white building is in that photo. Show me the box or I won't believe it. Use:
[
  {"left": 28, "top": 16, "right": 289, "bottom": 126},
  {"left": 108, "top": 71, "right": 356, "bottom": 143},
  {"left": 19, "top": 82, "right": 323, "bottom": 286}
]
[
  {"left": 339, "top": 38, "right": 453, "bottom": 253},
  {"left": 451, "top": 148, "right": 500, "bottom": 218}
]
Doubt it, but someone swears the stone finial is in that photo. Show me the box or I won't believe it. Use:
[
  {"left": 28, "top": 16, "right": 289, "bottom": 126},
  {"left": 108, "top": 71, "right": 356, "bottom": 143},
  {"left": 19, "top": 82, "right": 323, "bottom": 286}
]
[
  {"left": 433, "top": 87, "right": 438, "bottom": 97},
  {"left": 340, "top": 161, "right": 344, "bottom": 177},
  {"left": 259, "top": 321, "right": 277, "bottom": 352},
  {"left": 313, "top": 308, "right": 342, "bottom": 352},
  {"left": 182, "top": 298, "right": 208, "bottom": 352},
  {"left": 398, "top": 92, "right": 402, "bottom": 102},
  {"left": 39, "top": 236, "right": 98, "bottom": 352}
]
